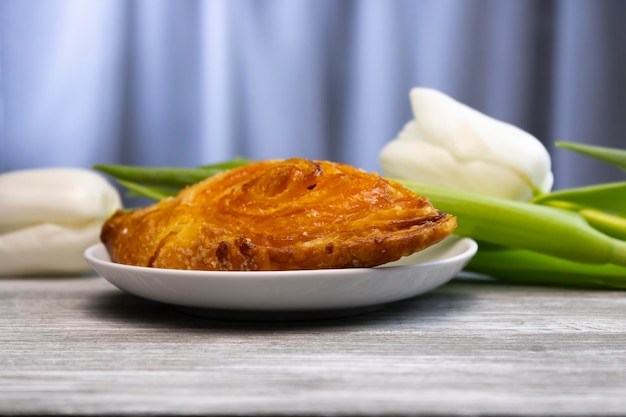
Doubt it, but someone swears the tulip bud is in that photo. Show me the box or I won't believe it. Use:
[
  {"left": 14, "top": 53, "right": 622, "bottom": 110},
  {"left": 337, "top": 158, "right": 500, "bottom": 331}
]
[
  {"left": 380, "top": 88, "right": 554, "bottom": 201},
  {"left": 0, "top": 168, "right": 122, "bottom": 276}
]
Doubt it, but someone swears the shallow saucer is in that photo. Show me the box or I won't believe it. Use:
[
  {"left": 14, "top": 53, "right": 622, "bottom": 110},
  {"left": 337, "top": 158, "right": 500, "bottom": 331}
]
[{"left": 84, "top": 235, "right": 477, "bottom": 320}]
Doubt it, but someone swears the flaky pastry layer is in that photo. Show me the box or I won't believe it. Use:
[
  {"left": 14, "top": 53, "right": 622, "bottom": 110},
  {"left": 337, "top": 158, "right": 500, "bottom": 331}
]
[{"left": 101, "top": 158, "right": 456, "bottom": 271}]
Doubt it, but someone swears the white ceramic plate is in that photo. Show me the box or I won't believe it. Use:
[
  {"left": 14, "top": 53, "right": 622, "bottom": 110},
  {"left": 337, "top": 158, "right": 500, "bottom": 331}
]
[{"left": 85, "top": 236, "right": 477, "bottom": 320}]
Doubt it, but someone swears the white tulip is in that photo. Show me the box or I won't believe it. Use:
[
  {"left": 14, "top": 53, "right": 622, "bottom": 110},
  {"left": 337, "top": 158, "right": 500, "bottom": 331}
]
[
  {"left": 380, "top": 88, "right": 554, "bottom": 201},
  {"left": 0, "top": 168, "right": 122, "bottom": 276}
]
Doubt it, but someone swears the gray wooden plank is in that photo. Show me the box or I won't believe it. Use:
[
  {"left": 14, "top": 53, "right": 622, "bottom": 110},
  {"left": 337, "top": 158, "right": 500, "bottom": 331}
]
[{"left": 1, "top": 277, "right": 625, "bottom": 416}]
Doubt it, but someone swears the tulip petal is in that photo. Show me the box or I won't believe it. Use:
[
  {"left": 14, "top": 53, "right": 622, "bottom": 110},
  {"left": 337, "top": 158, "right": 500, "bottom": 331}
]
[
  {"left": 385, "top": 88, "right": 555, "bottom": 201},
  {"left": 0, "top": 168, "right": 121, "bottom": 233},
  {"left": 380, "top": 123, "right": 541, "bottom": 200},
  {"left": 0, "top": 222, "right": 101, "bottom": 275}
]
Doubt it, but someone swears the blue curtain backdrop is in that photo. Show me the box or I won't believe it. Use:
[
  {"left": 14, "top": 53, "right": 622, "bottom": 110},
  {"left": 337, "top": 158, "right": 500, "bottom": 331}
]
[{"left": 0, "top": 0, "right": 624, "bottom": 190}]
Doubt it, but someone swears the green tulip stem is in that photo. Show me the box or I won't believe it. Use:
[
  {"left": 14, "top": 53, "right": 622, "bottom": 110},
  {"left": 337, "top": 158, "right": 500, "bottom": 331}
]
[
  {"left": 580, "top": 209, "right": 626, "bottom": 240},
  {"left": 543, "top": 200, "right": 626, "bottom": 240},
  {"left": 397, "top": 180, "right": 626, "bottom": 268}
]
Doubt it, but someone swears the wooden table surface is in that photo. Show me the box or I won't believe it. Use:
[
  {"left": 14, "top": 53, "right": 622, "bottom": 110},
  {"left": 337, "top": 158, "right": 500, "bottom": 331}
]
[{"left": 1, "top": 275, "right": 625, "bottom": 416}]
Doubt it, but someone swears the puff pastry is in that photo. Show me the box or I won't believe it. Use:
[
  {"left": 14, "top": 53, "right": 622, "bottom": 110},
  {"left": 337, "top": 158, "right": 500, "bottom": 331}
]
[{"left": 101, "top": 158, "right": 456, "bottom": 271}]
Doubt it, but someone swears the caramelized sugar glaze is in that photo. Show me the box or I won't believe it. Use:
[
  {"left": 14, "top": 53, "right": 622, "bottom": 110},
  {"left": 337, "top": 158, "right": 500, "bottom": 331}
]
[{"left": 101, "top": 158, "right": 456, "bottom": 270}]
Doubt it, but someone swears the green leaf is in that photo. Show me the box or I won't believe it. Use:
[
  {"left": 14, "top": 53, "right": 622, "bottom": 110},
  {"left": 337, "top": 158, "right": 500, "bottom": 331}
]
[
  {"left": 531, "top": 182, "right": 626, "bottom": 216},
  {"left": 466, "top": 244, "right": 626, "bottom": 289},
  {"left": 556, "top": 141, "right": 626, "bottom": 171},
  {"left": 116, "top": 179, "right": 177, "bottom": 201},
  {"left": 93, "top": 165, "right": 221, "bottom": 188},
  {"left": 197, "top": 159, "right": 252, "bottom": 170}
]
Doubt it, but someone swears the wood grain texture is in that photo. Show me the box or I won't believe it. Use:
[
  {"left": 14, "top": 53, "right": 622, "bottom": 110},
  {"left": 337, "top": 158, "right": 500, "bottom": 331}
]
[{"left": 1, "top": 276, "right": 625, "bottom": 416}]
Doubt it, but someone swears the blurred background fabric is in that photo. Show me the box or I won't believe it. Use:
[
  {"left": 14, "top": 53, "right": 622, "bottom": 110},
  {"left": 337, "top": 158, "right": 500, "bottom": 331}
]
[{"left": 0, "top": 0, "right": 624, "bottom": 190}]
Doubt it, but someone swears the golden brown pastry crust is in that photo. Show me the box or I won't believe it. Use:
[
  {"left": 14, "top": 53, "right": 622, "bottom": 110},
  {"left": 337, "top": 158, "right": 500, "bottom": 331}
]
[{"left": 101, "top": 158, "right": 456, "bottom": 271}]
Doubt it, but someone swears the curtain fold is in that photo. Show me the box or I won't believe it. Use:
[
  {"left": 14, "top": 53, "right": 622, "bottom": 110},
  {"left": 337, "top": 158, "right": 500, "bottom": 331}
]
[
  {"left": 1, "top": 0, "right": 624, "bottom": 190},
  {"left": 549, "top": 0, "right": 626, "bottom": 188},
  {"left": 0, "top": 0, "right": 125, "bottom": 169}
]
